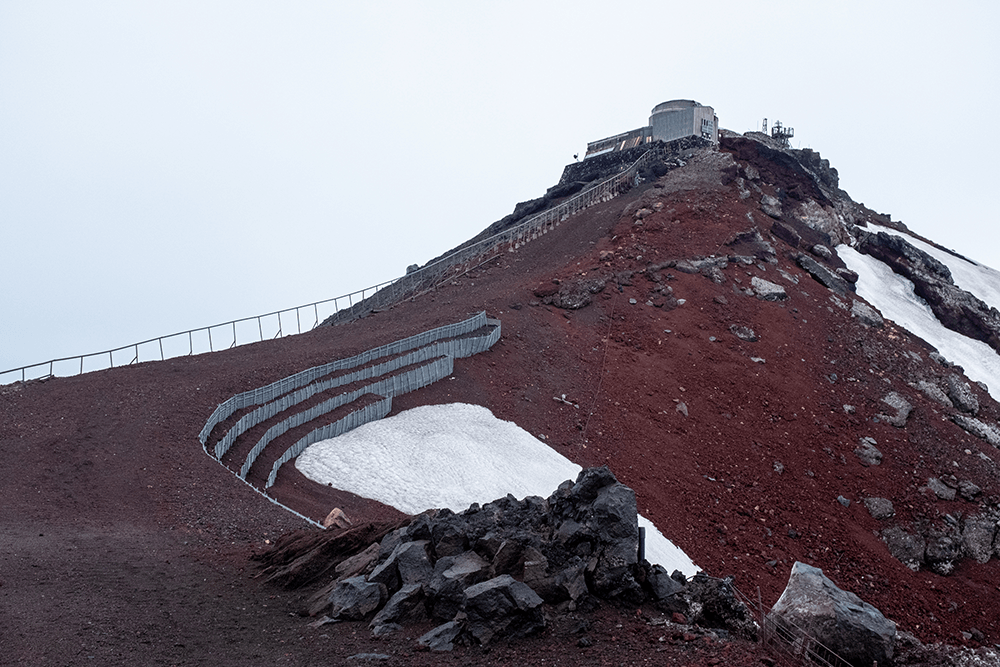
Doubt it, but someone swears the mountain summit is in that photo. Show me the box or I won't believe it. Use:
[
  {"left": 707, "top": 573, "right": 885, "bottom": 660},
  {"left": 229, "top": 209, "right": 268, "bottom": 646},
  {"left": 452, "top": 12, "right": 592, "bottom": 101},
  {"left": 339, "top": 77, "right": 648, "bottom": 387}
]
[{"left": 3, "top": 119, "right": 999, "bottom": 663}]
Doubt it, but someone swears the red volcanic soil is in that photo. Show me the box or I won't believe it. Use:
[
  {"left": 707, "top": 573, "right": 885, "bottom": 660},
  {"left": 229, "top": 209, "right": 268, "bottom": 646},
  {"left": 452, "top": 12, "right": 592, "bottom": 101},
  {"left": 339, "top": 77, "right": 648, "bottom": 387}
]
[{"left": 3, "top": 145, "right": 999, "bottom": 664}]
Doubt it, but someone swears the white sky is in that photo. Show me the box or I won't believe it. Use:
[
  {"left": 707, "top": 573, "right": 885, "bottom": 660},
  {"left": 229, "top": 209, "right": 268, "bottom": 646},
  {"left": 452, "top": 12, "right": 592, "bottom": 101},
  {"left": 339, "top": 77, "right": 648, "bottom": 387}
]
[
  {"left": 296, "top": 402, "right": 699, "bottom": 576},
  {"left": 2, "top": 1, "right": 998, "bottom": 372}
]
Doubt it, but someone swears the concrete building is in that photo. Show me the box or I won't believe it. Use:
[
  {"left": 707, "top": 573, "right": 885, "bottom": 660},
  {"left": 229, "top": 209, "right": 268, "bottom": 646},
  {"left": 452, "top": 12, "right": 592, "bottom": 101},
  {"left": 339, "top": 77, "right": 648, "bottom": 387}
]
[{"left": 585, "top": 99, "right": 718, "bottom": 159}]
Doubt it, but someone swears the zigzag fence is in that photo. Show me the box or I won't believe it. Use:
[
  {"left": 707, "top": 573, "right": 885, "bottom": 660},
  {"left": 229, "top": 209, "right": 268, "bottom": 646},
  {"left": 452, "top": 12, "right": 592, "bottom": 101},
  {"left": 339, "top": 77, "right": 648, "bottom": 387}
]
[
  {"left": 199, "top": 311, "right": 489, "bottom": 446},
  {"left": 265, "top": 396, "right": 393, "bottom": 488},
  {"left": 238, "top": 355, "right": 454, "bottom": 480},
  {"left": 201, "top": 312, "right": 500, "bottom": 490}
]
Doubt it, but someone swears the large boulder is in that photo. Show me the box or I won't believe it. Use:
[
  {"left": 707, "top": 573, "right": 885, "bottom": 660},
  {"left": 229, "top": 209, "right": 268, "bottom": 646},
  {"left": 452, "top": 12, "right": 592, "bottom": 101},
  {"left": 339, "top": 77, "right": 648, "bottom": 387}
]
[
  {"left": 462, "top": 575, "right": 545, "bottom": 645},
  {"left": 766, "top": 562, "right": 896, "bottom": 667},
  {"left": 327, "top": 576, "right": 387, "bottom": 620}
]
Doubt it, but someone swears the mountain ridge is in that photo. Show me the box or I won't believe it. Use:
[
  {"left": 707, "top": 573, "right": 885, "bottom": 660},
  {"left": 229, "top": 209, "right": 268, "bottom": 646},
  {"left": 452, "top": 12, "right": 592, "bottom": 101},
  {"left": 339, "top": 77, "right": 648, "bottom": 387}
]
[{"left": 3, "top": 130, "right": 1000, "bottom": 664}]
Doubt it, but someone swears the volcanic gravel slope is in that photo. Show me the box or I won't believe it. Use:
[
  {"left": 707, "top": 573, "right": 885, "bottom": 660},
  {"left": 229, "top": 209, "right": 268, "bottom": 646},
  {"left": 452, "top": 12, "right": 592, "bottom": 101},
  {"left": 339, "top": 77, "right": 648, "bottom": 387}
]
[{"left": 3, "top": 137, "right": 999, "bottom": 664}]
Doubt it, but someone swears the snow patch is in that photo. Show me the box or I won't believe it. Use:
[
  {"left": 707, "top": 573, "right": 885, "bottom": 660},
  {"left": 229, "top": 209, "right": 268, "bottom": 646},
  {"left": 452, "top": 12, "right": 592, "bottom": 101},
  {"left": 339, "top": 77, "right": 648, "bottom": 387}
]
[{"left": 297, "top": 402, "right": 698, "bottom": 576}]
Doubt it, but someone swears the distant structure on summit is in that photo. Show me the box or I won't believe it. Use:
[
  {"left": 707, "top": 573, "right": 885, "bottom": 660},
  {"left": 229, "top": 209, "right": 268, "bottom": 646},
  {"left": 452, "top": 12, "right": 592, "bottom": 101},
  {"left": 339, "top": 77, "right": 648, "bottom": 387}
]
[
  {"left": 584, "top": 100, "right": 718, "bottom": 159},
  {"left": 762, "top": 117, "right": 794, "bottom": 148}
]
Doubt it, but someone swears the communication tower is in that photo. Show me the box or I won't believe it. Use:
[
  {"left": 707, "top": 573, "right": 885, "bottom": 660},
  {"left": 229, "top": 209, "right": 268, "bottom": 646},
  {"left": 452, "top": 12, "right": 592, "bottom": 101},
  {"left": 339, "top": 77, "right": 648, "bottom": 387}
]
[{"left": 770, "top": 120, "right": 794, "bottom": 148}]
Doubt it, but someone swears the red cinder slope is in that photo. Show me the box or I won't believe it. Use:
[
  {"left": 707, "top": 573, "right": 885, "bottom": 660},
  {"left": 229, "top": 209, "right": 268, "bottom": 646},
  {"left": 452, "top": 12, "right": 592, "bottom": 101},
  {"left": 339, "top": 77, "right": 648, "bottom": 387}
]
[{"left": 2, "top": 135, "right": 998, "bottom": 664}]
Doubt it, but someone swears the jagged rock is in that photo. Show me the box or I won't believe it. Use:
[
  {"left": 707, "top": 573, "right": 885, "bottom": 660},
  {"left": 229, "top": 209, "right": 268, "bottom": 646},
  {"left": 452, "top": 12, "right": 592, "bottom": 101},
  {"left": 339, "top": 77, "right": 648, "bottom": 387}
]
[
  {"left": 915, "top": 380, "right": 952, "bottom": 407},
  {"left": 879, "top": 391, "right": 913, "bottom": 427},
  {"left": 962, "top": 517, "right": 997, "bottom": 564},
  {"left": 462, "top": 575, "right": 545, "bottom": 645},
  {"left": 837, "top": 267, "right": 859, "bottom": 283},
  {"left": 958, "top": 480, "right": 982, "bottom": 501},
  {"left": 811, "top": 244, "right": 833, "bottom": 259},
  {"left": 863, "top": 497, "right": 895, "bottom": 520},
  {"left": 762, "top": 197, "right": 784, "bottom": 221},
  {"left": 925, "top": 532, "right": 961, "bottom": 575},
  {"left": 431, "top": 522, "right": 468, "bottom": 558},
  {"left": 335, "top": 542, "right": 381, "bottom": 580},
  {"left": 328, "top": 576, "right": 387, "bottom": 620},
  {"left": 418, "top": 620, "right": 463, "bottom": 651},
  {"left": 850, "top": 299, "right": 884, "bottom": 328},
  {"left": 551, "top": 277, "right": 607, "bottom": 310},
  {"left": 795, "top": 253, "right": 850, "bottom": 295},
  {"left": 427, "top": 551, "right": 491, "bottom": 620},
  {"left": 684, "top": 574, "right": 758, "bottom": 640},
  {"left": 882, "top": 526, "right": 925, "bottom": 570},
  {"left": 925, "top": 477, "right": 957, "bottom": 501},
  {"left": 766, "top": 562, "right": 895, "bottom": 667},
  {"left": 751, "top": 276, "right": 787, "bottom": 301},
  {"left": 729, "top": 324, "right": 758, "bottom": 342},
  {"left": 853, "top": 437, "right": 882, "bottom": 467},
  {"left": 368, "top": 540, "right": 432, "bottom": 594},
  {"left": 951, "top": 414, "right": 1000, "bottom": 447},
  {"left": 856, "top": 230, "right": 1000, "bottom": 355},
  {"left": 369, "top": 583, "right": 425, "bottom": 633},
  {"left": 646, "top": 564, "right": 685, "bottom": 604},
  {"left": 946, "top": 375, "right": 979, "bottom": 415}
]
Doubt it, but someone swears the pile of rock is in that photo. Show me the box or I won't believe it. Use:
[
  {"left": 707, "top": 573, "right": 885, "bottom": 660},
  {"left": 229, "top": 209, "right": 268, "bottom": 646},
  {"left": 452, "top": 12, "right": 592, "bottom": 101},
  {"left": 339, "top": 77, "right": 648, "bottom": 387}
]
[{"left": 303, "top": 467, "right": 757, "bottom": 650}]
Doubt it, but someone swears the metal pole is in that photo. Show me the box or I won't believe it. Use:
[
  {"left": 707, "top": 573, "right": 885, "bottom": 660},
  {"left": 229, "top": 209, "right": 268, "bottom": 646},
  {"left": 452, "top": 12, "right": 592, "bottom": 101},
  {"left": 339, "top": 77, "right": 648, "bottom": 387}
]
[
  {"left": 159, "top": 338, "right": 164, "bottom": 361},
  {"left": 208, "top": 327, "right": 213, "bottom": 352}
]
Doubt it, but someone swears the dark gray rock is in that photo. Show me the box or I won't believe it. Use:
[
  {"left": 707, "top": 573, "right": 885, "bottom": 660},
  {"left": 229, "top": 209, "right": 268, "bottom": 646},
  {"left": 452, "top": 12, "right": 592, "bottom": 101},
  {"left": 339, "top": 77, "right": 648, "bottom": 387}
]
[
  {"left": 862, "top": 497, "right": 895, "bottom": 520},
  {"left": 946, "top": 375, "right": 980, "bottom": 415},
  {"left": 853, "top": 437, "right": 882, "bottom": 467},
  {"left": 851, "top": 299, "right": 884, "bottom": 328},
  {"left": 915, "top": 380, "right": 952, "bottom": 407},
  {"left": 951, "top": 414, "right": 1000, "bottom": 447},
  {"left": 958, "top": 480, "right": 982, "bottom": 501},
  {"left": 427, "top": 551, "right": 491, "bottom": 620},
  {"left": 925, "top": 532, "right": 961, "bottom": 575},
  {"left": 369, "top": 583, "right": 425, "bottom": 633},
  {"left": 418, "top": 620, "right": 463, "bottom": 651},
  {"left": 328, "top": 576, "right": 387, "bottom": 620},
  {"left": 856, "top": 230, "right": 1000, "bottom": 356},
  {"left": 962, "top": 517, "right": 997, "bottom": 564},
  {"left": 812, "top": 244, "right": 833, "bottom": 259},
  {"left": 729, "top": 324, "right": 758, "bottom": 342},
  {"left": 925, "top": 477, "right": 957, "bottom": 501},
  {"left": 882, "top": 526, "right": 925, "bottom": 570},
  {"left": 751, "top": 276, "right": 787, "bottom": 301},
  {"left": 368, "top": 540, "right": 432, "bottom": 594},
  {"left": 879, "top": 391, "right": 913, "bottom": 427},
  {"left": 796, "top": 253, "right": 850, "bottom": 295},
  {"left": 765, "top": 562, "right": 895, "bottom": 667},
  {"left": 462, "top": 575, "right": 545, "bottom": 645},
  {"left": 684, "top": 574, "right": 758, "bottom": 640}
]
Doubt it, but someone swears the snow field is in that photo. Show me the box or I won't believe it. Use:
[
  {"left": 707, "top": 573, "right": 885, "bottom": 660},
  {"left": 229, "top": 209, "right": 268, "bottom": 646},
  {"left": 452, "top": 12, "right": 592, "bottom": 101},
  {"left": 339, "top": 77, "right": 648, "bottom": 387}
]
[
  {"left": 838, "top": 227, "right": 1000, "bottom": 401},
  {"left": 296, "top": 402, "right": 698, "bottom": 576}
]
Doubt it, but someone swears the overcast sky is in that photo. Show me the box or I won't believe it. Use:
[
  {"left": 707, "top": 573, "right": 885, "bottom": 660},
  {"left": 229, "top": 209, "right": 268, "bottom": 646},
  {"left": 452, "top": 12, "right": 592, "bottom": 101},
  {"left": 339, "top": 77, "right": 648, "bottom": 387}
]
[{"left": 2, "top": 1, "right": 997, "bottom": 375}]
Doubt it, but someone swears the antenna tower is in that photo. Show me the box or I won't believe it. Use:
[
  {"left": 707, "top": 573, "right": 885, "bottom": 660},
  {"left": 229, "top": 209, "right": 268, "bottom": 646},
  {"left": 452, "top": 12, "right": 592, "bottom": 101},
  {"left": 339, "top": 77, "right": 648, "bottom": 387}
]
[{"left": 770, "top": 120, "right": 794, "bottom": 148}]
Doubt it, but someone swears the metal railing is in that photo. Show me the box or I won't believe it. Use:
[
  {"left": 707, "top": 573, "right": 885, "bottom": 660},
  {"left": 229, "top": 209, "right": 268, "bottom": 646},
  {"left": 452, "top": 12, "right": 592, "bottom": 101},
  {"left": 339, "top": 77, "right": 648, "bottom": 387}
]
[
  {"left": 199, "top": 311, "right": 490, "bottom": 445},
  {"left": 2, "top": 137, "right": 687, "bottom": 386},
  {"left": 0, "top": 281, "right": 397, "bottom": 385},
  {"left": 199, "top": 313, "right": 501, "bottom": 487},
  {"left": 321, "top": 144, "right": 681, "bottom": 325}
]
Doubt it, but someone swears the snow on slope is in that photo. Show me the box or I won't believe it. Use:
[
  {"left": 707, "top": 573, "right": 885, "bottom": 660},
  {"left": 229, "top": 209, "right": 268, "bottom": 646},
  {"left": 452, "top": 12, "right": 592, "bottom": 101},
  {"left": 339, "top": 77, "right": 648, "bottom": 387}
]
[
  {"left": 296, "top": 403, "right": 698, "bottom": 576},
  {"left": 838, "top": 224, "right": 1000, "bottom": 400}
]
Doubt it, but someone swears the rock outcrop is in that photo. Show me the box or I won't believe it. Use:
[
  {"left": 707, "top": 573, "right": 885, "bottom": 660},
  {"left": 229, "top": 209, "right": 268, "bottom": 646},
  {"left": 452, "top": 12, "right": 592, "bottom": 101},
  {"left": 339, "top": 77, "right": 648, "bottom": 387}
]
[
  {"left": 765, "top": 562, "right": 896, "bottom": 667},
  {"left": 292, "top": 468, "right": 759, "bottom": 648}
]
